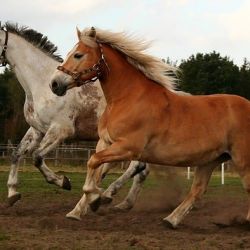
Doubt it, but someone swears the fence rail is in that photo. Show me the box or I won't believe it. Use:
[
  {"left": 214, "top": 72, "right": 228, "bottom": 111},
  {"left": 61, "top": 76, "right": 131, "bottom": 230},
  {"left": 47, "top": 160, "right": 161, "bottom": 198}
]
[{"left": 0, "top": 143, "right": 97, "bottom": 166}]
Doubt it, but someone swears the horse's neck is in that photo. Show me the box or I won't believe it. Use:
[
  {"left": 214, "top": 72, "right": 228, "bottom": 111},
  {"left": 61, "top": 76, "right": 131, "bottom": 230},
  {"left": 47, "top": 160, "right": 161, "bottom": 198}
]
[
  {"left": 100, "top": 46, "right": 155, "bottom": 104},
  {"left": 7, "top": 33, "right": 59, "bottom": 101}
]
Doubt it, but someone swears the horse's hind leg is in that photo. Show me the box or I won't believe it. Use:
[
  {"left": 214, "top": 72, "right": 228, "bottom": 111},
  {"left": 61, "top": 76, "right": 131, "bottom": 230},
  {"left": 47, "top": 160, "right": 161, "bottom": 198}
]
[
  {"left": 163, "top": 161, "right": 217, "bottom": 228},
  {"left": 114, "top": 163, "right": 149, "bottom": 211},
  {"left": 7, "top": 127, "right": 42, "bottom": 206},
  {"left": 243, "top": 175, "right": 250, "bottom": 222},
  {"left": 101, "top": 161, "right": 149, "bottom": 210},
  {"left": 234, "top": 165, "right": 250, "bottom": 223},
  {"left": 230, "top": 140, "right": 250, "bottom": 223}
]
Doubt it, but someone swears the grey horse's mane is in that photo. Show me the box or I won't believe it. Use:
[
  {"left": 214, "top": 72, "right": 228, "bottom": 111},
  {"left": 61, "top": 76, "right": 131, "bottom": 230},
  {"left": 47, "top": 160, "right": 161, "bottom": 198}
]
[{"left": 4, "top": 22, "right": 63, "bottom": 62}]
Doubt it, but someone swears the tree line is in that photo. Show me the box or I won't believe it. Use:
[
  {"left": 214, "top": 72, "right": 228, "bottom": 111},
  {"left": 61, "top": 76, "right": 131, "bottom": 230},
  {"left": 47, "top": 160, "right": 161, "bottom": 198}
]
[{"left": 0, "top": 51, "right": 250, "bottom": 144}]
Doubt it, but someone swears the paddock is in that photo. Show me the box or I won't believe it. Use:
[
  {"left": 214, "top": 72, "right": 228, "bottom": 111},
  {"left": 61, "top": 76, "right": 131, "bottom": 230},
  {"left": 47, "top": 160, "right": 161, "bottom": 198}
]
[{"left": 0, "top": 157, "right": 249, "bottom": 249}]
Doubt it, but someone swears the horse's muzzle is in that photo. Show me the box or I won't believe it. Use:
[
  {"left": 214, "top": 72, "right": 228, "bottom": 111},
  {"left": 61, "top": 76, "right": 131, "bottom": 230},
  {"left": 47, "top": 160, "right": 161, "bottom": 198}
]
[{"left": 50, "top": 80, "right": 67, "bottom": 96}]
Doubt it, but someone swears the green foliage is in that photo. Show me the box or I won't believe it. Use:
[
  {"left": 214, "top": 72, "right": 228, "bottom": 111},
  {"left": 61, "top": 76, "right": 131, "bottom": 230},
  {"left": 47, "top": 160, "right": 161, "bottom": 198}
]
[
  {"left": 236, "top": 58, "right": 250, "bottom": 99},
  {"left": 178, "top": 51, "right": 241, "bottom": 95},
  {"left": 0, "top": 67, "right": 28, "bottom": 143}
]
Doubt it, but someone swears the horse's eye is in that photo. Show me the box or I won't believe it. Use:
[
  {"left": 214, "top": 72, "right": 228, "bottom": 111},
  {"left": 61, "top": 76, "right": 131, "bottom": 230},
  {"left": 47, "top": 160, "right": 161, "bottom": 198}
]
[{"left": 74, "top": 53, "right": 84, "bottom": 59}]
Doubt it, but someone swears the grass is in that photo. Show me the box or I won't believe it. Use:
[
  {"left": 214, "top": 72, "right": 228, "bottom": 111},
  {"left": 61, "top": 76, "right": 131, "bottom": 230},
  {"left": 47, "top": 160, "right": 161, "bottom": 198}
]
[{"left": 0, "top": 166, "right": 246, "bottom": 203}]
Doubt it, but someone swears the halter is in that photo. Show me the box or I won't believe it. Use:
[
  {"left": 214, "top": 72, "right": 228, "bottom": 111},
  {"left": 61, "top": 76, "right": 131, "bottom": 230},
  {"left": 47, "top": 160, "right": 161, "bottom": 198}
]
[
  {"left": 57, "top": 42, "right": 109, "bottom": 86},
  {"left": 0, "top": 25, "right": 8, "bottom": 67}
]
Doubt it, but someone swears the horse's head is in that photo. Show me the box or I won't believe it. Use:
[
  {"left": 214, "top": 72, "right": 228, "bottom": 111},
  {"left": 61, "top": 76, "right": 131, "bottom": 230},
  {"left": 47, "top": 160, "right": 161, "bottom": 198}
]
[
  {"left": 0, "top": 23, "right": 8, "bottom": 67},
  {"left": 50, "top": 27, "right": 107, "bottom": 96}
]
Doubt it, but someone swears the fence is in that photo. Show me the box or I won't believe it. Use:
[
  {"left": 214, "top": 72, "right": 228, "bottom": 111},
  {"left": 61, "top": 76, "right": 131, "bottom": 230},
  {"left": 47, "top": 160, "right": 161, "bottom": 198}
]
[
  {"left": 0, "top": 143, "right": 97, "bottom": 166},
  {"left": 187, "top": 162, "right": 230, "bottom": 185},
  {"left": 0, "top": 143, "right": 231, "bottom": 184}
]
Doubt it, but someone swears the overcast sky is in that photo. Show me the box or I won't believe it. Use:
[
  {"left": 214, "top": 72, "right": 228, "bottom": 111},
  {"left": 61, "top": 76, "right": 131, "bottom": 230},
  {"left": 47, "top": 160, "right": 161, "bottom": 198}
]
[{"left": 1, "top": 0, "right": 250, "bottom": 66}]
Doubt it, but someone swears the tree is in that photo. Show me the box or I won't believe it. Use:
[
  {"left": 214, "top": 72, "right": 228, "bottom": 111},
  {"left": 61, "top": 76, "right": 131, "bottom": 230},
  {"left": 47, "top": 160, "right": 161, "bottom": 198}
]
[
  {"left": 177, "top": 51, "right": 240, "bottom": 95},
  {"left": 0, "top": 67, "right": 28, "bottom": 143},
  {"left": 236, "top": 58, "right": 250, "bottom": 99}
]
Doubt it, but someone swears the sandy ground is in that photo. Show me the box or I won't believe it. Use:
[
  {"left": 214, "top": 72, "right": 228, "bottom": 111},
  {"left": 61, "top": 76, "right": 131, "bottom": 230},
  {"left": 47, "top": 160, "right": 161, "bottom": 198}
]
[{"left": 0, "top": 177, "right": 250, "bottom": 250}]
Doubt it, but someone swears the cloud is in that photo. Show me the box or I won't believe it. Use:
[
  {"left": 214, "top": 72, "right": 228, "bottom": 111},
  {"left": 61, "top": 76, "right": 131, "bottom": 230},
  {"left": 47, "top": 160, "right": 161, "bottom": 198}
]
[
  {"left": 219, "top": 1, "right": 250, "bottom": 42},
  {"left": 2, "top": 0, "right": 107, "bottom": 15},
  {"left": 45, "top": 0, "right": 108, "bottom": 14},
  {"left": 0, "top": 0, "right": 249, "bottom": 65}
]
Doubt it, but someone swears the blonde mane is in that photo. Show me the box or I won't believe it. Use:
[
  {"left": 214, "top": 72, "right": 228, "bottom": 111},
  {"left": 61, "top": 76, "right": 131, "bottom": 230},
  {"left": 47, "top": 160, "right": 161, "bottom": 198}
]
[{"left": 80, "top": 28, "right": 178, "bottom": 91}]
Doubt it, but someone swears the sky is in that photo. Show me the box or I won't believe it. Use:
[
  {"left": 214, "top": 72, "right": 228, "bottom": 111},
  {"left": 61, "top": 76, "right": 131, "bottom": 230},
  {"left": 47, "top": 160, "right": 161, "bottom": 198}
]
[{"left": 1, "top": 0, "right": 250, "bottom": 66}]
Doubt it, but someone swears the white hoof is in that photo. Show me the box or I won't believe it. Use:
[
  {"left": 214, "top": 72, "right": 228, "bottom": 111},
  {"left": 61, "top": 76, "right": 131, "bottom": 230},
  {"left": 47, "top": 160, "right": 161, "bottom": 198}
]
[
  {"left": 163, "top": 216, "right": 178, "bottom": 229},
  {"left": 114, "top": 201, "right": 133, "bottom": 211},
  {"left": 66, "top": 211, "right": 81, "bottom": 221}
]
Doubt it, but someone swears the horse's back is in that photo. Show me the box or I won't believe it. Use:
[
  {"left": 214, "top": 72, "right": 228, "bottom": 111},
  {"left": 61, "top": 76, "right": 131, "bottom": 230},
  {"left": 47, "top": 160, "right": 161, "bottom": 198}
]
[
  {"left": 189, "top": 93, "right": 250, "bottom": 153},
  {"left": 216, "top": 94, "right": 250, "bottom": 132},
  {"left": 181, "top": 93, "right": 250, "bottom": 133}
]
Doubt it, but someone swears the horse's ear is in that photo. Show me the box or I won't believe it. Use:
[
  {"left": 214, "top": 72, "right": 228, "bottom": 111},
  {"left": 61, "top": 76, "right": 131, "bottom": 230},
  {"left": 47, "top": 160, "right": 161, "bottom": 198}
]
[
  {"left": 76, "top": 26, "right": 81, "bottom": 41},
  {"left": 89, "top": 27, "right": 96, "bottom": 39}
]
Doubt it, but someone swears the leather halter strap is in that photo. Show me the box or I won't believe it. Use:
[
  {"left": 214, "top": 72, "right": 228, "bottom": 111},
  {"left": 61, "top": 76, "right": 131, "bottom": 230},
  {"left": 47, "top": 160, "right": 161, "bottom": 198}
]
[
  {"left": 57, "top": 42, "right": 109, "bottom": 86},
  {"left": 0, "top": 27, "right": 8, "bottom": 67}
]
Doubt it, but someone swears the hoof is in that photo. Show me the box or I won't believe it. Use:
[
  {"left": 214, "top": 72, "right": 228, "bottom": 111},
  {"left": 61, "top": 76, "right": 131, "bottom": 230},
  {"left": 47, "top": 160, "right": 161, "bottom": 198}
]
[
  {"left": 109, "top": 206, "right": 128, "bottom": 213},
  {"left": 96, "top": 207, "right": 109, "bottom": 216},
  {"left": 89, "top": 197, "right": 101, "bottom": 212},
  {"left": 213, "top": 221, "right": 229, "bottom": 228},
  {"left": 162, "top": 219, "right": 177, "bottom": 229},
  {"left": 100, "top": 196, "right": 113, "bottom": 205},
  {"left": 7, "top": 193, "right": 21, "bottom": 207},
  {"left": 113, "top": 202, "right": 133, "bottom": 212},
  {"left": 213, "top": 217, "right": 250, "bottom": 229},
  {"left": 62, "top": 176, "right": 71, "bottom": 190},
  {"left": 66, "top": 212, "right": 81, "bottom": 221}
]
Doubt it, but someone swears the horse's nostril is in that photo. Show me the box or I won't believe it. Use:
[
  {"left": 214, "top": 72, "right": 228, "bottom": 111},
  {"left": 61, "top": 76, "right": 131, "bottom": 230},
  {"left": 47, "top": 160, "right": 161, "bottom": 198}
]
[{"left": 52, "top": 80, "right": 59, "bottom": 90}]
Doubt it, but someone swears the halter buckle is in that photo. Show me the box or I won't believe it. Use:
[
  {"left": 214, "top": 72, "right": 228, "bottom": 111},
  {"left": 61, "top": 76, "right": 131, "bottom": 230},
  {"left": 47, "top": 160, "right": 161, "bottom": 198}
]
[
  {"left": 72, "top": 72, "right": 81, "bottom": 80},
  {"left": 92, "top": 63, "right": 100, "bottom": 71}
]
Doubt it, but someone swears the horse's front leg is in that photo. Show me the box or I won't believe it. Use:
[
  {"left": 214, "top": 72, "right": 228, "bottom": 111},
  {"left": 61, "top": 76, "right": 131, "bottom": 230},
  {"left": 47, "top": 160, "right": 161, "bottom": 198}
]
[
  {"left": 65, "top": 168, "right": 103, "bottom": 221},
  {"left": 66, "top": 161, "right": 149, "bottom": 219},
  {"left": 32, "top": 125, "right": 73, "bottom": 190},
  {"left": 66, "top": 139, "right": 139, "bottom": 220},
  {"left": 66, "top": 139, "right": 108, "bottom": 220},
  {"left": 83, "top": 141, "right": 139, "bottom": 209},
  {"left": 7, "top": 127, "right": 42, "bottom": 206}
]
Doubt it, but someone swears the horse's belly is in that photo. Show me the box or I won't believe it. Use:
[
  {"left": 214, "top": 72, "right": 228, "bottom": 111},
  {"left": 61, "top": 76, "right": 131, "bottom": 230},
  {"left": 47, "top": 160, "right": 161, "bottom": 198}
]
[{"left": 141, "top": 136, "right": 227, "bottom": 167}]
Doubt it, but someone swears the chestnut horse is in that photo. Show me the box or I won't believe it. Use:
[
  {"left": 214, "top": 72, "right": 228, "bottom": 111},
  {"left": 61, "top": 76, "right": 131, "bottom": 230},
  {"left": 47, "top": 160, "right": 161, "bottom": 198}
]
[{"left": 51, "top": 27, "right": 250, "bottom": 228}]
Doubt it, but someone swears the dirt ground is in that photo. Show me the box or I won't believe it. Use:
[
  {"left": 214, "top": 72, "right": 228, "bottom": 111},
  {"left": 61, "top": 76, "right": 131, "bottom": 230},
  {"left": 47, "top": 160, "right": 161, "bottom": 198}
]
[{"left": 0, "top": 173, "right": 250, "bottom": 250}]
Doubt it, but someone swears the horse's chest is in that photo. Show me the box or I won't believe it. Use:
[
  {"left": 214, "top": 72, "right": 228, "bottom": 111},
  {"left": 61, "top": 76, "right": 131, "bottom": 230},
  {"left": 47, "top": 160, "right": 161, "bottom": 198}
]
[
  {"left": 97, "top": 125, "right": 113, "bottom": 145},
  {"left": 24, "top": 102, "right": 49, "bottom": 133}
]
